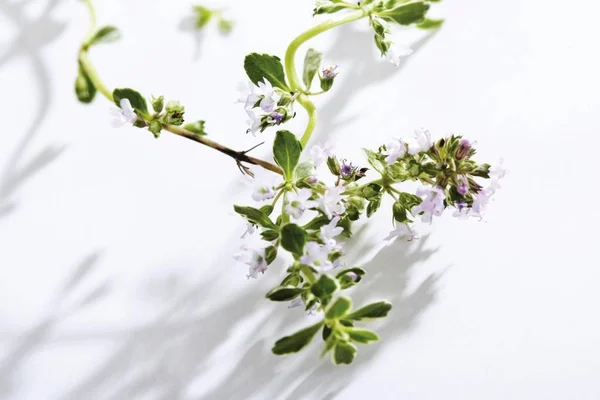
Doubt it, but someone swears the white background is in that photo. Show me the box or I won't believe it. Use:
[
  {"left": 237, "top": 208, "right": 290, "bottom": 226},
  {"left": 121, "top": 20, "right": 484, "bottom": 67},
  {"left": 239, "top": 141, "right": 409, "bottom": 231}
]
[{"left": 1, "top": 0, "right": 599, "bottom": 399}]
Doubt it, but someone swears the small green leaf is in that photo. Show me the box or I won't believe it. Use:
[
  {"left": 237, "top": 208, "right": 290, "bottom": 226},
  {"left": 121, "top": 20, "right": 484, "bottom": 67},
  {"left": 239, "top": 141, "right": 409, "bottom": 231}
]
[
  {"left": 260, "top": 205, "right": 274, "bottom": 216},
  {"left": 280, "top": 224, "right": 307, "bottom": 257},
  {"left": 244, "top": 53, "right": 289, "bottom": 90},
  {"left": 217, "top": 18, "right": 234, "bottom": 34},
  {"left": 333, "top": 342, "right": 357, "bottom": 365},
  {"left": 260, "top": 229, "right": 280, "bottom": 241},
  {"left": 151, "top": 95, "right": 164, "bottom": 113},
  {"left": 113, "top": 88, "right": 149, "bottom": 116},
  {"left": 366, "top": 198, "right": 382, "bottom": 218},
  {"left": 193, "top": 5, "right": 213, "bottom": 29},
  {"left": 393, "top": 202, "right": 409, "bottom": 223},
  {"left": 347, "top": 328, "right": 380, "bottom": 344},
  {"left": 74, "top": 64, "right": 96, "bottom": 104},
  {"left": 281, "top": 273, "right": 303, "bottom": 286},
  {"left": 310, "top": 274, "right": 339, "bottom": 300},
  {"left": 303, "top": 215, "right": 330, "bottom": 231},
  {"left": 295, "top": 162, "right": 316, "bottom": 181},
  {"left": 272, "top": 321, "right": 324, "bottom": 355},
  {"left": 273, "top": 130, "right": 302, "bottom": 181},
  {"left": 363, "top": 149, "right": 385, "bottom": 173},
  {"left": 89, "top": 26, "right": 121, "bottom": 46},
  {"left": 322, "top": 324, "right": 333, "bottom": 341},
  {"left": 325, "top": 296, "right": 352, "bottom": 320},
  {"left": 346, "top": 301, "right": 392, "bottom": 321},
  {"left": 417, "top": 18, "right": 444, "bottom": 30},
  {"left": 233, "top": 205, "right": 279, "bottom": 230},
  {"left": 266, "top": 286, "right": 305, "bottom": 302},
  {"left": 336, "top": 267, "right": 366, "bottom": 289},
  {"left": 183, "top": 120, "right": 207, "bottom": 136},
  {"left": 378, "top": 2, "right": 430, "bottom": 26},
  {"left": 265, "top": 245, "right": 278, "bottom": 265},
  {"left": 302, "top": 48, "right": 323, "bottom": 90}
]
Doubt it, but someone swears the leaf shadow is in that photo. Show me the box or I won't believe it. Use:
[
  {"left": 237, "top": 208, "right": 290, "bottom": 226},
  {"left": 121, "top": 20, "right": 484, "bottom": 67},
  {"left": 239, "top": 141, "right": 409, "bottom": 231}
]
[
  {"left": 0, "top": 0, "right": 67, "bottom": 221},
  {"left": 0, "top": 250, "right": 111, "bottom": 398}
]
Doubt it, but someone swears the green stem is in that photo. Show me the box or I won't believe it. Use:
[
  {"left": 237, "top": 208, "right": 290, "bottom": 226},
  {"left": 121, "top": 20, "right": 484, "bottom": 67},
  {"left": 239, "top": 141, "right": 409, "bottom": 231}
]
[
  {"left": 78, "top": 51, "right": 113, "bottom": 101},
  {"left": 283, "top": 9, "right": 368, "bottom": 147},
  {"left": 77, "top": 0, "right": 283, "bottom": 176}
]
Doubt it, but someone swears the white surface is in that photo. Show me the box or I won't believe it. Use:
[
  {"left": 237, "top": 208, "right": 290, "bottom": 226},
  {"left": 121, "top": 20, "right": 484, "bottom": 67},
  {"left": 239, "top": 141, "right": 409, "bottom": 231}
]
[{"left": 1, "top": 0, "right": 600, "bottom": 399}]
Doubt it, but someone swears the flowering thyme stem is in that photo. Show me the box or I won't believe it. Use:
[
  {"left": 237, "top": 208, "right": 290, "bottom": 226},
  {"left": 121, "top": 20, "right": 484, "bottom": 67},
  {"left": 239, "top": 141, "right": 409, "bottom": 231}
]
[
  {"left": 79, "top": 0, "right": 282, "bottom": 176},
  {"left": 284, "top": 9, "right": 368, "bottom": 147}
]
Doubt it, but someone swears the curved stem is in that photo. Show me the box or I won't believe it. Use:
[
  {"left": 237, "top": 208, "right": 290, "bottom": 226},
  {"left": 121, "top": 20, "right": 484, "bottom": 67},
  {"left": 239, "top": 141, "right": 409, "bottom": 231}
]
[
  {"left": 284, "top": 9, "right": 368, "bottom": 147},
  {"left": 79, "top": 0, "right": 282, "bottom": 176}
]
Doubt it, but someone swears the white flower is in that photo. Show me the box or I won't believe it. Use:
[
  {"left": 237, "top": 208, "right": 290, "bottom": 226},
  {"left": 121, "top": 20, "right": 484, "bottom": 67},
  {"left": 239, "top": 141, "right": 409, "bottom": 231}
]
[
  {"left": 411, "top": 186, "right": 446, "bottom": 224},
  {"left": 285, "top": 189, "right": 315, "bottom": 219},
  {"left": 241, "top": 222, "right": 256, "bottom": 238},
  {"left": 110, "top": 99, "right": 137, "bottom": 127},
  {"left": 407, "top": 128, "right": 434, "bottom": 155},
  {"left": 245, "top": 110, "right": 261, "bottom": 136},
  {"left": 452, "top": 202, "right": 472, "bottom": 220},
  {"left": 489, "top": 160, "right": 507, "bottom": 191},
  {"left": 320, "top": 216, "right": 343, "bottom": 247},
  {"left": 384, "top": 223, "right": 416, "bottom": 242},
  {"left": 384, "top": 138, "right": 407, "bottom": 164},
  {"left": 317, "top": 186, "right": 346, "bottom": 219},
  {"left": 386, "top": 43, "right": 413, "bottom": 67},
  {"left": 233, "top": 244, "right": 268, "bottom": 279},
  {"left": 255, "top": 80, "right": 280, "bottom": 113},
  {"left": 250, "top": 167, "right": 280, "bottom": 202},
  {"left": 237, "top": 80, "right": 281, "bottom": 113},
  {"left": 237, "top": 81, "right": 261, "bottom": 110},
  {"left": 310, "top": 142, "right": 334, "bottom": 167},
  {"left": 300, "top": 241, "right": 337, "bottom": 273}
]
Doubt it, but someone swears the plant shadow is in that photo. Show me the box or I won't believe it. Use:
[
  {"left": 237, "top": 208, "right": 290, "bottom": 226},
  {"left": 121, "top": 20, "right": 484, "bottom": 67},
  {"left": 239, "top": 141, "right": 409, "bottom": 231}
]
[
  {"left": 0, "top": 251, "right": 112, "bottom": 398},
  {"left": 0, "top": 0, "right": 67, "bottom": 221}
]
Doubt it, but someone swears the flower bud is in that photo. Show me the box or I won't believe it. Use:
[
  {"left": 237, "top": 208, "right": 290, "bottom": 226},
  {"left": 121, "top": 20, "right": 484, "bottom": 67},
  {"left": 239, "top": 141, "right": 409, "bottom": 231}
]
[
  {"left": 148, "top": 120, "right": 162, "bottom": 138},
  {"left": 164, "top": 100, "right": 185, "bottom": 126},
  {"left": 320, "top": 65, "right": 338, "bottom": 92},
  {"left": 456, "top": 138, "right": 471, "bottom": 160},
  {"left": 151, "top": 95, "right": 164, "bottom": 113},
  {"left": 327, "top": 156, "right": 340, "bottom": 176}
]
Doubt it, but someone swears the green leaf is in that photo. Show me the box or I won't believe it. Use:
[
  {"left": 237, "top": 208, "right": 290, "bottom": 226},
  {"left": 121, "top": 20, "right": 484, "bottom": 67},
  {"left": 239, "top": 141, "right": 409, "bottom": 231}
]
[
  {"left": 193, "top": 5, "right": 213, "bottom": 28},
  {"left": 265, "top": 245, "right": 278, "bottom": 265},
  {"left": 336, "top": 267, "right": 366, "bottom": 289},
  {"left": 378, "top": 2, "right": 430, "bottom": 26},
  {"left": 363, "top": 149, "right": 385, "bottom": 173},
  {"left": 260, "top": 205, "right": 274, "bottom": 216},
  {"left": 182, "top": 120, "right": 207, "bottom": 136},
  {"left": 244, "top": 53, "right": 289, "bottom": 90},
  {"left": 333, "top": 342, "right": 357, "bottom": 365},
  {"left": 366, "top": 198, "right": 382, "bottom": 218},
  {"left": 303, "top": 215, "right": 330, "bottom": 231},
  {"left": 260, "top": 229, "right": 280, "bottom": 241},
  {"left": 322, "top": 324, "right": 333, "bottom": 341},
  {"left": 280, "top": 224, "right": 307, "bottom": 257},
  {"left": 273, "top": 130, "right": 302, "bottom": 181},
  {"left": 113, "top": 88, "right": 149, "bottom": 116},
  {"left": 325, "top": 296, "right": 352, "bottom": 320},
  {"left": 302, "top": 48, "right": 323, "bottom": 90},
  {"left": 89, "top": 25, "right": 121, "bottom": 46},
  {"left": 272, "top": 321, "right": 324, "bottom": 355},
  {"left": 393, "top": 202, "right": 409, "bottom": 223},
  {"left": 347, "top": 328, "right": 380, "bottom": 344},
  {"left": 417, "top": 18, "right": 444, "bottom": 29},
  {"left": 233, "top": 205, "right": 278, "bottom": 230},
  {"left": 295, "top": 161, "right": 316, "bottom": 181},
  {"left": 266, "top": 286, "right": 305, "bottom": 302},
  {"left": 74, "top": 64, "right": 96, "bottom": 104},
  {"left": 346, "top": 301, "right": 392, "bottom": 321},
  {"left": 310, "top": 274, "right": 339, "bottom": 300}
]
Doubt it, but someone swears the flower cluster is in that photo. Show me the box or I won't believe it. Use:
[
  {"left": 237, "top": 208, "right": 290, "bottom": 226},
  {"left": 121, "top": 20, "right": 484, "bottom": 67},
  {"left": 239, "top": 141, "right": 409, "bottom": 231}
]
[
  {"left": 238, "top": 80, "right": 296, "bottom": 135},
  {"left": 76, "top": 0, "right": 496, "bottom": 367}
]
